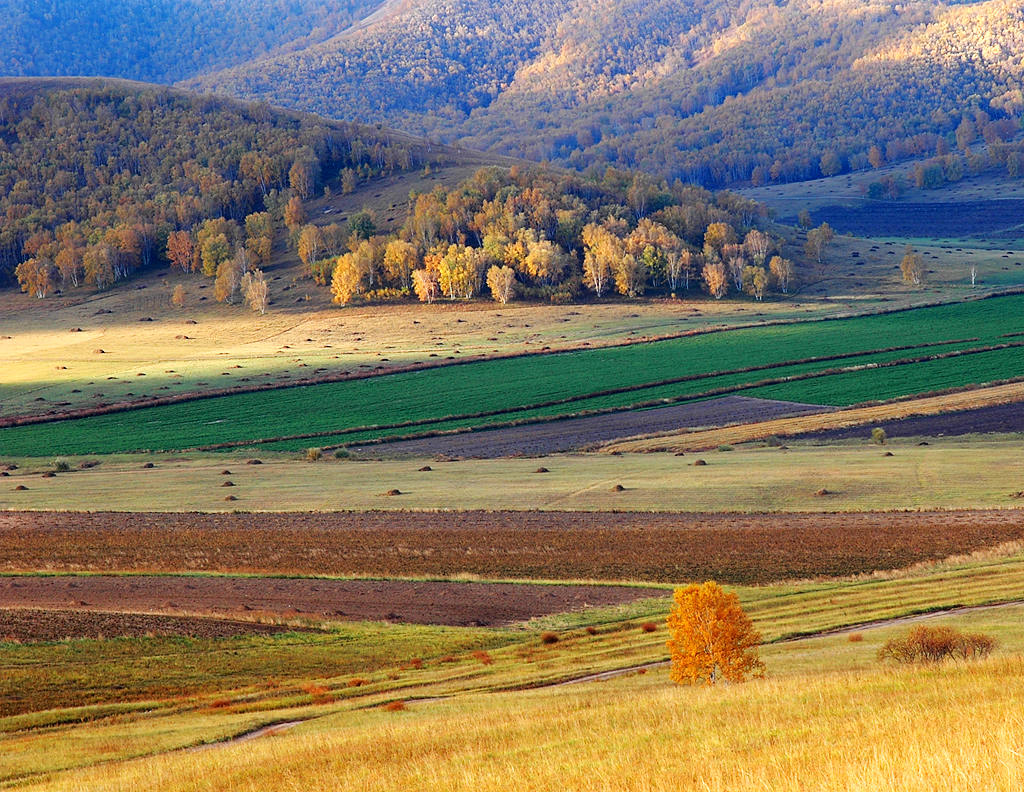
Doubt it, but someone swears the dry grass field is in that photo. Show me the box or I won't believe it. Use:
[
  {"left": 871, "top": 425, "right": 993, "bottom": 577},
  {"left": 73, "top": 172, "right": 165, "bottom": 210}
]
[
  {"left": 2, "top": 436, "right": 1023, "bottom": 512},
  {"left": 8, "top": 554, "right": 1024, "bottom": 791}
]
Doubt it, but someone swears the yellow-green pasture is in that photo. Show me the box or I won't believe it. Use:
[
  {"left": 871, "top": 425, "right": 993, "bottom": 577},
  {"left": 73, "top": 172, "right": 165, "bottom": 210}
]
[{"left": 3, "top": 437, "right": 1023, "bottom": 512}]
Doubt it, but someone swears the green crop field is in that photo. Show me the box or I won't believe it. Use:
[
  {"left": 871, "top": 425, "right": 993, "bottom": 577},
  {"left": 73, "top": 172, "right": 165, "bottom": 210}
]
[{"left": 3, "top": 294, "right": 1024, "bottom": 456}]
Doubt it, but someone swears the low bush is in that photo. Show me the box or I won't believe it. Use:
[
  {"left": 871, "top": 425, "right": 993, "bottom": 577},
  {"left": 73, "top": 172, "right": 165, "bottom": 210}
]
[
  {"left": 878, "top": 625, "right": 995, "bottom": 664},
  {"left": 305, "top": 447, "right": 322, "bottom": 462},
  {"left": 540, "top": 631, "right": 560, "bottom": 644},
  {"left": 53, "top": 459, "right": 71, "bottom": 472}
]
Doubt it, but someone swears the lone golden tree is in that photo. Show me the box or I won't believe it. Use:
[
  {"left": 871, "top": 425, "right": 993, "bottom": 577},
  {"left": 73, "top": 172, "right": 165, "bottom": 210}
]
[{"left": 666, "top": 581, "right": 764, "bottom": 685}]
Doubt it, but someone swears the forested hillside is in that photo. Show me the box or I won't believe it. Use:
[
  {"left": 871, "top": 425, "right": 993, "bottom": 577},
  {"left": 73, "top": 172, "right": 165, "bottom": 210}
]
[
  {"left": 0, "top": 0, "right": 382, "bottom": 84},
  {"left": 188, "top": 0, "right": 1024, "bottom": 186},
  {"left": 0, "top": 79, "right": 443, "bottom": 288}
]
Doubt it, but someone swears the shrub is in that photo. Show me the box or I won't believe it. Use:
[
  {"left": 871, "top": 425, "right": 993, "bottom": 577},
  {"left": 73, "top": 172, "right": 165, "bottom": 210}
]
[
  {"left": 53, "top": 459, "right": 71, "bottom": 472},
  {"left": 540, "top": 631, "right": 560, "bottom": 645},
  {"left": 333, "top": 448, "right": 350, "bottom": 459},
  {"left": 305, "top": 447, "right": 322, "bottom": 461},
  {"left": 472, "top": 650, "right": 495, "bottom": 665},
  {"left": 877, "top": 625, "right": 995, "bottom": 664},
  {"left": 871, "top": 427, "right": 887, "bottom": 445},
  {"left": 585, "top": 625, "right": 598, "bottom": 635},
  {"left": 300, "top": 683, "right": 333, "bottom": 704},
  {"left": 384, "top": 700, "right": 407, "bottom": 712},
  {"left": 640, "top": 622, "right": 658, "bottom": 633}
]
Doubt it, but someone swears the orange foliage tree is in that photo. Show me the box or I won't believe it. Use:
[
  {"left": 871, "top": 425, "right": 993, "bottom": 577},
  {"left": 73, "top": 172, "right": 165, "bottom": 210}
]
[{"left": 666, "top": 581, "right": 764, "bottom": 685}]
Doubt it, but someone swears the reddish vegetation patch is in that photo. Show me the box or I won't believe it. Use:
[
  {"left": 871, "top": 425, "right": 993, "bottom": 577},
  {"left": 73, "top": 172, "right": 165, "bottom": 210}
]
[
  {"left": 2, "top": 511, "right": 1024, "bottom": 584},
  {"left": 0, "top": 576, "right": 661, "bottom": 629},
  {"left": 350, "top": 396, "right": 833, "bottom": 458},
  {"left": 0, "top": 608, "right": 303, "bottom": 642}
]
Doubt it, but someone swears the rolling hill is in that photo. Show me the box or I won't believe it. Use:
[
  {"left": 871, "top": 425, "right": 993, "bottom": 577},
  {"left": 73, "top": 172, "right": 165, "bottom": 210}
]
[
  {"left": 0, "top": 0, "right": 383, "bottom": 84},
  {"left": 184, "top": 0, "right": 1024, "bottom": 186}
]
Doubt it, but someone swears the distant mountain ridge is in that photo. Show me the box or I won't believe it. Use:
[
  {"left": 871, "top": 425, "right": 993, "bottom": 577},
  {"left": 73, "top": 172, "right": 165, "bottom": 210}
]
[
  {"left": 184, "top": 0, "right": 1024, "bottom": 186},
  {"left": 0, "top": 0, "right": 383, "bottom": 84},
  {"left": 5, "top": 0, "right": 1024, "bottom": 189}
]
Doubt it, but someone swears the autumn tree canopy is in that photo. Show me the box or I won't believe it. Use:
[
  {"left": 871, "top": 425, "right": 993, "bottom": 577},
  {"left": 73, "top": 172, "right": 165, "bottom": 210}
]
[{"left": 666, "top": 581, "right": 764, "bottom": 685}]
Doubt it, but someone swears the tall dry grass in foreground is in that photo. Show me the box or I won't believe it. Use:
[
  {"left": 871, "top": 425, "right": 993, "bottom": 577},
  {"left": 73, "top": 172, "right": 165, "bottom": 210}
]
[{"left": 28, "top": 655, "right": 1024, "bottom": 792}]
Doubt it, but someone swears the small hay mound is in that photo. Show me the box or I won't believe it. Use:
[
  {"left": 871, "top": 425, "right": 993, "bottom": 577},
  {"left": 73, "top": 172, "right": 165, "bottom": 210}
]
[
  {"left": 246, "top": 459, "right": 263, "bottom": 465},
  {"left": 814, "top": 488, "right": 831, "bottom": 496},
  {"left": 14, "top": 485, "right": 28, "bottom": 491},
  {"left": 224, "top": 495, "right": 238, "bottom": 501},
  {"left": 535, "top": 467, "right": 549, "bottom": 473},
  {"left": 693, "top": 459, "right": 707, "bottom": 466},
  {"left": 221, "top": 481, "right": 235, "bottom": 487},
  {"left": 221, "top": 470, "right": 232, "bottom": 475},
  {"left": 418, "top": 465, "right": 432, "bottom": 472},
  {"left": 383, "top": 489, "right": 402, "bottom": 497},
  {"left": 142, "top": 462, "right": 155, "bottom": 469},
  {"left": 611, "top": 484, "right": 626, "bottom": 492},
  {"left": 540, "top": 631, "right": 559, "bottom": 645},
  {"left": 884, "top": 451, "right": 895, "bottom": 457},
  {"left": 41, "top": 472, "right": 56, "bottom": 478}
]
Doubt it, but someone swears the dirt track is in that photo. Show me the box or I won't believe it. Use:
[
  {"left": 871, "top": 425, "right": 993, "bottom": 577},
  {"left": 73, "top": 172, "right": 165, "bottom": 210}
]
[
  {"left": 3, "top": 510, "right": 1024, "bottom": 584},
  {"left": 350, "top": 396, "right": 833, "bottom": 458},
  {"left": 0, "top": 576, "right": 664, "bottom": 631}
]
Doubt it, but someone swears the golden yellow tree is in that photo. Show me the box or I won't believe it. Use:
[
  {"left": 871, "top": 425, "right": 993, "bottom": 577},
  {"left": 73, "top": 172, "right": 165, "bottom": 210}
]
[
  {"left": 666, "top": 581, "right": 764, "bottom": 685},
  {"left": 702, "top": 261, "right": 728, "bottom": 299},
  {"left": 331, "top": 253, "right": 367, "bottom": 305}
]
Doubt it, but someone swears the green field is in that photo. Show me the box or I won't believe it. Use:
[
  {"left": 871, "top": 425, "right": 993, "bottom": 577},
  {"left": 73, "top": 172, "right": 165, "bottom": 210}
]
[{"left": 3, "top": 295, "right": 1024, "bottom": 457}]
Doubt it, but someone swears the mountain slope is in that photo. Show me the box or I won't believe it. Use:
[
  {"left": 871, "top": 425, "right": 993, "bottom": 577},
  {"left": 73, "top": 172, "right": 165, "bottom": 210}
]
[
  {"left": 0, "top": 0, "right": 383, "bottom": 84},
  {"left": 187, "top": 0, "right": 1024, "bottom": 186},
  {"left": 0, "top": 78, "right": 459, "bottom": 286}
]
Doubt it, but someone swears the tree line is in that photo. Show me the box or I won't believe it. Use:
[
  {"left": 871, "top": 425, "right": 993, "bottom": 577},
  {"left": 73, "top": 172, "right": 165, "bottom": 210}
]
[{"left": 305, "top": 166, "right": 795, "bottom": 306}]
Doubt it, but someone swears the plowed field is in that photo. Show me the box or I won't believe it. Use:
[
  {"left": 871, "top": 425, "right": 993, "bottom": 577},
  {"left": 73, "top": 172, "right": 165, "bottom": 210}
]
[
  {"left": 797, "top": 401, "right": 1024, "bottom": 441},
  {"left": 0, "top": 608, "right": 304, "bottom": 641},
  {"left": 0, "top": 576, "right": 663, "bottom": 629},
  {"left": 351, "top": 396, "right": 833, "bottom": 458},
  {"left": 3, "top": 510, "right": 1023, "bottom": 584}
]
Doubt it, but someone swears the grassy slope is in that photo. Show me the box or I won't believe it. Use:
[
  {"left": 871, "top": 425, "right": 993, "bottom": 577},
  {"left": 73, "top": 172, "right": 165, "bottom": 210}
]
[
  {"left": 3, "top": 294, "right": 1024, "bottom": 456},
  {"left": 9, "top": 549, "right": 1024, "bottom": 787},
  {"left": 2, "top": 436, "right": 1023, "bottom": 512}
]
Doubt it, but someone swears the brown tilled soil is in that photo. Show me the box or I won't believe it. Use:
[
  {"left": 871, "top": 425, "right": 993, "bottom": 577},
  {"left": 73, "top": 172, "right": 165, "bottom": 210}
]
[
  {"left": 0, "top": 576, "right": 663, "bottom": 630},
  {"left": 796, "top": 401, "right": 1024, "bottom": 441},
  {"left": 3, "top": 510, "right": 1024, "bottom": 584},
  {"left": 0, "top": 608, "right": 307, "bottom": 641},
  {"left": 350, "top": 396, "right": 834, "bottom": 458}
]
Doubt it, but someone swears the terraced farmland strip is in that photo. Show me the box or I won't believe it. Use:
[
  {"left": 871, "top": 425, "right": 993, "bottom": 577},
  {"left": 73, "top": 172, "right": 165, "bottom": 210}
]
[
  {"left": 3, "top": 295, "right": 1024, "bottom": 456},
  {"left": 606, "top": 381, "right": 1024, "bottom": 452}
]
